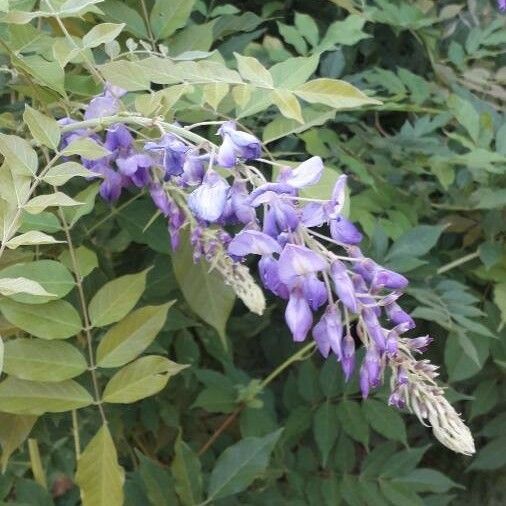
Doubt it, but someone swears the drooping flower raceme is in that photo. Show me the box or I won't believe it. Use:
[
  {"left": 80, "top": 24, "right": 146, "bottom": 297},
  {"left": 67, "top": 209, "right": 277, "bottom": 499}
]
[{"left": 60, "top": 87, "right": 475, "bottom": 456}]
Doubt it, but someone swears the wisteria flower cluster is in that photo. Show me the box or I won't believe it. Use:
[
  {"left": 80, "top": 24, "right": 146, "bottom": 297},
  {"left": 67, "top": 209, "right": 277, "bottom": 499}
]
[{"left": 61, "top": 86, "right": 474, "bottom": 455}]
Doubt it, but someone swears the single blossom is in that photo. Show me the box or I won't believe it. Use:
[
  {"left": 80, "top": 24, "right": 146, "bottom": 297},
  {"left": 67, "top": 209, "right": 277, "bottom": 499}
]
[
  {"left": 285, "top": 287, "right": 313, "bottom": 342},
  {"left": 312, "top": 304, "right": 343, "bottom": 358},
  {"left": 278, "top": 156, "right": 324, "bottom": 189},
  {"left": 217, "top": 121, "right": 262, "bottom": 167},
  {"left": 228, "top": 230, "right": 281, "bottom": 257},
  {"left": 188, "top": 169, "right": 230, "bottom": 222}
]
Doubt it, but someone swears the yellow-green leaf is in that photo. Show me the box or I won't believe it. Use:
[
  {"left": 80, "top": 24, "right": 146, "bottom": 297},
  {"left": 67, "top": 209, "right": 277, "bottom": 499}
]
[
  {"left": 23, "top": 106, "right": 61, "bottom": 150},
  {"left": 294, "top": 78, "right": 381, "bottom": 109},
  {"left": 0, "top": 377, "right": 93, "bottom": 414},
  {"left": 88, "top": 268, "right": 149, "bottom": 327},
  {"left": 0, "top": 298, "right": 82, "bottom": 339},
  {"left": 61, "top": 138, "right": 111, "bottom": 160},
  {"left": 203, "top": 83, "right": 229, "bottom": 110},
  {"left": 271, "top": 89, "right": 304, "bottom": 123},
  {"left": 102, "top": 356, "right": 187, "bottom": 404},
  {"left": 23, "top": 192, "right": 82, "bottom": 215},
  {"left": 75, "top": 424, "right": 125, "bottom": 506},
  {"left": 0, "top": 277, "right": 54, "bottom": 298},
  {"left": 234, "top": 53, "right": 273, "bottom": 88},
  {"left": 82, "top": 23, "right": 125, "bottom": 48},
  {"left": 0, "top": 133, "right": 38, "bottom": 176},
  {"left": 4, "top": 339, "right": 87, "bottom": 382},
  {"left": 0, "top": 413, "right": 38, "bottom": 472},
  {"left": 97, "top": 303, "right": 173, "bottom": 368},
  {"left": 43, "top": 162, "right": 91, "bottom": 186},
  {"left": 5, "top": 231, "right": 63, "bottom": 249}
]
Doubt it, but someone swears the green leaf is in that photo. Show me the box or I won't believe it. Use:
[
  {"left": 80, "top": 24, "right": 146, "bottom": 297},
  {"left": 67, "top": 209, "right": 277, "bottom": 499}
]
[
  {"left": 271, "top": 89, "right": 303, "bottom": 123},
  {"left": 277, "top": 21, "right": 308, "bottom": 54},
  {"left": 313, "top": 401, "right": 339, "bottom": 466},
  {"left": 137, "top": 451, "right": 177, "bottom": 505},
  {"left": 61, "top": 138, "right": 111, "bottom": 160},
  {"left": 295, "top": 12, "right": 319, "bottom": 47},
  {"left": 398, "top": 468, "right": 462, "bottom": 493},
  {"left": 75, "top": 424, "right": 125, "bottom": 506},
  {"left": 96, "top": 303, "right": 173, "bottom": 368},
  {"left": 64, "top": 182, "right": 99, "bottom": 226},
  {"left": 207, "top": 429, "right": 283, "bottom": 501},
  {"left": 0, "top": 413, "right": 38, "bottom": 472},
  {"left": 362, "top": 399, "right": 407, "bottom": 444},
  {"left": 23, "top": 106, "right": 60, "bottom": 150},
  {"left": 99, "top": 0, "right": 148, "bottom": 38},
  {"left": 0, "top": 260, "right": 74, "bottom": 304},
  {"left": 318, "top": 15, "right": 370, "bottom": 50},
  {"left": 23, "top": 192, "right": 82, "bottom": 214},
  {"left": 59, "top": 0, "right": 104, "bottom": 16},
  {"left": 88, "top": 268, "right": 149, "bottom": 327},
  {"left": 448, "top": 94, "right": 480, "bottom": 143},
  {"left": 234, "top": 53, "right": 273, "bottom": 87},
  {"left": 0, "top": 133, "right": 38, "bottom": 176},
  {"left": 5, "top": 230, "right": 62, "bottom": 249},
  {"left": 19, "top": 211, "right": 61, "bottom": 234},
  {"left": 386, "top": 225, "right": 444, "bottom": 260},
  {"left": 192, "top": 385, "right": 237, "bottom": 413},
  {"left": 493, "top": 282, "right": 506, "bottom": 326},
  {"left": 0, "top": 298, "right": 82, "bottom": 339},
  {"left": 3, "top": 339, "right": 87, "bottom": 382},
  {"left": 59, "top": 245, "right": 98, "bottom": 277},
  {"left": 0, "top": 377, "right": 93, "bottom": 414},
  {"left": 0, "top": 277, "right": 54, "bottom": 300},
  {"left": 294, "top": 78, "right": 381, "bottom": 109},
  {"left": 82, "top": 22, "right": 124, "bottom": 48},
  {"left": 172, "top": 234, "right": 235, "bottom": 342},
  {"left": 171, "top": 433, "right": 203, "bottom": 505},
  {"left": 150, "top": 0, "right": 196, "bottom": 39},
  {"left": 378, "top": 481, "right": 423, "bottom": 506},
  {"left": 102, "top": 356, "right": 187, "bottom": 404},
  {"left": 468, "top": 435, "right": 506, "bottom": 471},
  {"left": 270, "top": 54, "right": 320, "bottom": 89},
  {"left": 336, "top": 400, "right": 369, "bottom": 446},
  {"left": 43, "top": 162, "right": 91, "bottom": 186}
]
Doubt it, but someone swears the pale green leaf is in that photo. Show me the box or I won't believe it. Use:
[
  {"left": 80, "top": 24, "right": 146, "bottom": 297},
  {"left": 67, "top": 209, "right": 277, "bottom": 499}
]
[
  {"left": 5, "top": 231, "right": 63, "bottom": 249},
  {"left": 3, "top": 338, "right": 87, "bottom": 382},
  {"left": 270, "top": 54, "right": 320, "bottom": 89},
  {"left": 23, "top": 106, "right": 60, "bottom": 150},
  {"left": 0, "top": 298, "right": 82, "bottom": 339},
  {"left": 59, "top": 0, "right": 104, "bottom": 16},
  {"left": 150, "top": 0, "right": 196, "bottom": 39},
  {"left": 88, "top": 268, "right": 149, "bottom": 327},
  {"left": 61, "top": 138, "right": 111, "bottom": 160},
  {"left": 271, "top": 89, "right": 303, "bottom": 123},
  {"left": 208, "top": 429, "right": 283, "bottom": 500},
  {"left": 82, "top": 22, "right": 124, "bottom": 48},
  {"left": 102, "top": 356, "right": 187, "bottom": 404},
  {"left": 43, "top": 162, "right": 91, "bottom": 186},
  {"left": 0, "top": 277, "right": 54, "bottom": 299},
  {"left": 75, "top": 424, "right": 125, "bottom": 506},
  {"left": 96, "top": 303, "right": 173, "bottom": 368},
  {"left": 23, "top": 192, "right": 82, "bottom": 215},
  {"left": 318, "top": 15, "right": 370, "bottom": 50},
  {"left": 294, "top": 78, "right": 381, "bottom": 109},
  {"left": 0, "top": 133, "right": 38, "bottom": 176},
  {"left": 0, "top": 377, "right": 93, "bottom": 414},
  {"left": 59, "top": 245, "right": 98, "bottom": 277},
  {"left": 203, "top": 83, "right": 229, "bottom": 110},
  {"left": 234, "top": 53, "right": 273, "bottom": 87}
]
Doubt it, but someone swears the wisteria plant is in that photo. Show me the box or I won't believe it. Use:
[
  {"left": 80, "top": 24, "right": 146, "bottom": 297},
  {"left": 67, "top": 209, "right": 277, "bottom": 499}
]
[{"left": 0, "top": 1, "right": 504, "bottom": 505}]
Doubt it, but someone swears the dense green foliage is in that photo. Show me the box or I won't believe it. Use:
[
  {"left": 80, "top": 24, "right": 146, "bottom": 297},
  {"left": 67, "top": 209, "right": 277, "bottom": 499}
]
[{"left": 0, "top": 0, "right": 504, "bottom": 505}]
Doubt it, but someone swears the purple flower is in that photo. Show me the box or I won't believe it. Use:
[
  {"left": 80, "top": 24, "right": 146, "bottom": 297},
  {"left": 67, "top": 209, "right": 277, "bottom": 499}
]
[
  {"left": 278, "top": 156, "right": 323, "bottom": 189},
  {"left": 229, "top": 181, "right": 256, "bottom": 225},
  {"left": 371, "top": 268, "right": 408, "bottom": 290},
  {"left": 217, "top": 121, "right": 262, "bottom": 167},
  {"left": 228, "top": 230, "right": 281, "bottom": 257},
  {"left": 278, "top": 244, "right": 327, "bottom": 288},
  {"left": 330, "top": 215, "right": 363, "bottom": 245},
  {"left": 326, "top": 174, "right": 348, "bottom": 218},
  {"left": 301, "top": 274, "right": 327, "bottom": 310},
  {"left": 259, "top": 256, "right": 289, "bottom": 299},
  {"left": 105, "top": 124, "right": 134, "bottom": 152},
  {"left": 181, "top": 152, "right": 206, "bottom": 186},
  {"left": 341, "top": 333, "right": 355, "bottom": 380},
  {"left": 407, "top": 335, "right": 433, "bottom": 353},
  {"left": 116, "top": 154, "right": 152, "bottom": 187},
  {"left": 362, "top": 308, "right": 387, "bottom": 351},
  {"left": 313, "top": 304, "right": 343, "bottom": 358},
  {"left": 145, "top": 134, "right": 188, "bottom": 177},
  {"left": 385, "top": 302, "right": 415, "bottom": 328},
  {"left": 149, "top": 184, "right": 171, "bottom": 216},
  {"left": 188, "top": 169, "right": 230, "bottom": 222},
  {"left": 330, "top": 260, "right": 358, "bottom": 313},
  {"left": 301, "top": 202, "right": 326, "bottom": 227},
  {"left": 96, "top": 164, "right": 124, "bottom": 203},
  {"left": 360, "top": 346, "right": 382, "bottom": 398},
  {"left": 84, "top": 84, "right": 126, "bottom": 120},
  {"left": 499, "top": 0, "right": 506, "bottom": 12},
  {"left": 285, "top": 288, "right": 313, "bottom": 342}
]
